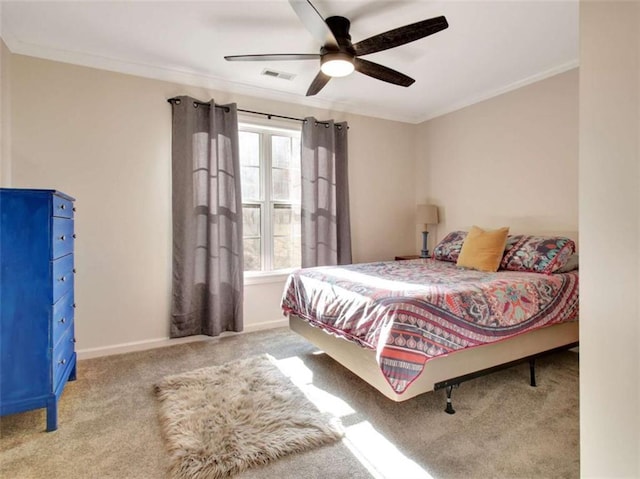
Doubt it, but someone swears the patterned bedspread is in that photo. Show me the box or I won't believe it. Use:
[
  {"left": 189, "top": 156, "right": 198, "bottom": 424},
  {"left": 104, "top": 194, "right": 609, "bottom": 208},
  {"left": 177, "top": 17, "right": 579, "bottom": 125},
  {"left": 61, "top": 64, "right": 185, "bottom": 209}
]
[{"left": 281, "top": 259, "right": 579, "bottom": 394}]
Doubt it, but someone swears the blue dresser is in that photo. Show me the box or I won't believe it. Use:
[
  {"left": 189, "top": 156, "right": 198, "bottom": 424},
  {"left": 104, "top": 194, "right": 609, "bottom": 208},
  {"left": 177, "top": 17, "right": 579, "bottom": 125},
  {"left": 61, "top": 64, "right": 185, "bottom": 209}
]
[{"left": 0, "top": 188, "right": 77, "bottom": 432}]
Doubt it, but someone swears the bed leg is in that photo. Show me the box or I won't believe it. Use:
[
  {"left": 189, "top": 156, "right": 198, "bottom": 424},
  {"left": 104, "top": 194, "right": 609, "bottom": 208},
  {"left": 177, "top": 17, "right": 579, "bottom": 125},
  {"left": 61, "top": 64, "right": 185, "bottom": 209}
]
[
  {"left": 529, "top": 358, "right": 537, "bottom": 387},
  {"left": 445, "top": 385, "right": 457, "bottom": 414}
]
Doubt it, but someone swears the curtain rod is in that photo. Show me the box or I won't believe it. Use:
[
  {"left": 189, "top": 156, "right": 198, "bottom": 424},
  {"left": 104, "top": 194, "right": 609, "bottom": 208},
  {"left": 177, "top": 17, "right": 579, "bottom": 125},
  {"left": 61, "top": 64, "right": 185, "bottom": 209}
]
[{"left": 167, "top": 97, "right": 347, "bottom": 129}]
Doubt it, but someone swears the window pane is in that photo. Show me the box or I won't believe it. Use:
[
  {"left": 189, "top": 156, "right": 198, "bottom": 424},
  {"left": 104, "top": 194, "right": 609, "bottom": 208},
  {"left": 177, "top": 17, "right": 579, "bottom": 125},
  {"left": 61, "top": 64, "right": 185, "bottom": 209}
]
[
  {"left": 272, "top": 168, "right": 291, "bottom": 201},
  {"left": 240, "top": 131, "right": 261, "bottom": 201},
  {"left": 243, "top": 238, "right": 261, "bottom": 272},
  {"left": 291, "top": 136, "right": 301, "bottom": 201},
  {"left": 272, "top": 204, "right": 295, "bottom": 236},
  {"left": 272, "top": 135, "right": 291, "bottom": 168},
  {"left": 273, "top": 236, "right": 301, "bottom": 270},
  {"left": 292, "top": 136, "right": 300, "bottom": 164},
  {"left": 241, "top": 166, "right": 260, "bottom": 201},
  {"left": 272, "top": 135, "right": 301, "bottom": 202},
  {"left": 239, "top": 131, "right": 260, "bottom": 166},
  {"left": 243, "top": 204, "right": 262, "bottom": 272},
  {"left": 272, "top": 204, "right": 301, "bottom": 270},
  {"left": 243, "top": 204, "right": 261, "bottom": 237}
]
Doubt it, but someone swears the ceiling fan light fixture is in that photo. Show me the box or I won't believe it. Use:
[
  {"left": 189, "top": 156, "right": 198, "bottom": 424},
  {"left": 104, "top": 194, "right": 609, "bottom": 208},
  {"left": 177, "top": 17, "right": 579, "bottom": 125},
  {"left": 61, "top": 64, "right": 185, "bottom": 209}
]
[{"left": 320, "top": 52, "right": 355, "bottom": 77}]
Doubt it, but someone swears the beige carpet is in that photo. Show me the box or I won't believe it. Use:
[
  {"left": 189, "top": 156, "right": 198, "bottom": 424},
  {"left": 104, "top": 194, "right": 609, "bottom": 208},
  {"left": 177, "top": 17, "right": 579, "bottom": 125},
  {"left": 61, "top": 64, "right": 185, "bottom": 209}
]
[
  {"left": 0, "top": 327, "right": 579, "bottom": 478},
  {"left": 155, "top": 354, "right": 343, "bottom": 478}
]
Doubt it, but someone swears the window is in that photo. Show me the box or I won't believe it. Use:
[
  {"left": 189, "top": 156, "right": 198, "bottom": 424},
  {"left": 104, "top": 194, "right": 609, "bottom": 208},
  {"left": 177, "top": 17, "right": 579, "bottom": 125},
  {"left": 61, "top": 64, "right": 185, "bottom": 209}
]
[{"left": 239, "top": 122, "right": 301, "bottom": 274}]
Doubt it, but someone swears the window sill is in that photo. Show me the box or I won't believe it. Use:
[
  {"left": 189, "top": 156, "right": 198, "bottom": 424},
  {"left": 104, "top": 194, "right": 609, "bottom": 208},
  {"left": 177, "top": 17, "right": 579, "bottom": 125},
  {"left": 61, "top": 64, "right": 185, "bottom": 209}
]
[{"left": 244, "top": 269, "right": 295, "bottom": 285}]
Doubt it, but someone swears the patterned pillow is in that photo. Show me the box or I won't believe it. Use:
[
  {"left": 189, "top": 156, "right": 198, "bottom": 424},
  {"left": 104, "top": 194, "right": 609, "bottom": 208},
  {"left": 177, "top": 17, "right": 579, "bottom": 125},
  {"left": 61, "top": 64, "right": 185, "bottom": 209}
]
[
  {"left": 500, "top": 235, "right": 576, "bottom": 274},
  {"left": 554, "top": 253, "right": 579, "bottom": 273},
  {"left": 503, "top": 234, "right": 522, "bottom": 253},
  {"left": 432, "top": 231, "right": 467, "bottom": 262}
]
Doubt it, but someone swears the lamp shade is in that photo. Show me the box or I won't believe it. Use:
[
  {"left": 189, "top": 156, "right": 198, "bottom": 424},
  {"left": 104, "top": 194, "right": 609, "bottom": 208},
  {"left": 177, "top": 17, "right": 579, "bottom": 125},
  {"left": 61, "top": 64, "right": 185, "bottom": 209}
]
[{"left": 416, "top": 204, "right": 439, "bottom": 225}]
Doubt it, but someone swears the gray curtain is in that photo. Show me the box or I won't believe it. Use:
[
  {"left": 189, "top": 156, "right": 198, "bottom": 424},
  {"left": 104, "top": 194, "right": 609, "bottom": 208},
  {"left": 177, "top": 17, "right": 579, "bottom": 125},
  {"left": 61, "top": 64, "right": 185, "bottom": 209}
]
[
  {"left": 301, "top": 117, "right": 352, "bottom": 267},
  {"left": 170, "top": 96, "right": 243, "bottom": 338}
]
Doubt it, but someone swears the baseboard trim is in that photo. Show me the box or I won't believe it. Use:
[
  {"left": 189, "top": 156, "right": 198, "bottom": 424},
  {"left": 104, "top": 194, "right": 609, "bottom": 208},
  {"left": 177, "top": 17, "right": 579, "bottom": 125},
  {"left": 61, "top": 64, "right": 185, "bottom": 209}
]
[
  {"left": 243, "top": 318, "right": 289, "bottom": 333},
  {"left": 76, "top": 318, "right": 289, "bottom": 360}
]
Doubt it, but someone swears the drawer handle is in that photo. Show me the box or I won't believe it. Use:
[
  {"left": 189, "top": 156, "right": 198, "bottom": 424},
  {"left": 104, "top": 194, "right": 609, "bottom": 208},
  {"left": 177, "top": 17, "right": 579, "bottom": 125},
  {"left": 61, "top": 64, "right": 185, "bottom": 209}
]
[
  {"left": 73, "top": 268, "right": 77, "bottom": 274},
  {"left": 73, "top": 234, "right": 77, "bottom": 239},
  {"left": 59, "top": 235, "right": 66, "bottom": 241},
  {"left": 72, "top": 338, "right": 76, "bottom": 344},
  {"left": 59, "top": 359, "right": 67, "bottom": 365},
  {"left": 59, "top": 204, "right": 66, "bottom": 210},
  {"left": 59, "top": 276, "right": 66, "bottom": 282},
  {"left": 73, "top": 303, "right": 77, "bottom": 309},
  {"left": 59, "top": 317, "right": 66, "bottom": 324},
  {"left": 73, "top": 207, "right": 76, "bottom": 212}
]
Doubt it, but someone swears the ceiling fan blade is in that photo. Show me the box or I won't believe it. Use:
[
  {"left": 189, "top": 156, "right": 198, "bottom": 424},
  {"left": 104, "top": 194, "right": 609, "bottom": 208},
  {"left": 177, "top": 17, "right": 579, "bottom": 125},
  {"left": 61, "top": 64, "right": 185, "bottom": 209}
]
[
  {"left": 225, "top": 54, "right": 320, "bottom": 62},
  {"left": 289, "top": 0, "right": 338, "bottom": 48},
  {"left": 353, "top": 16, "right": 448, "bottom": 56},
  {"left": 306, "top": 71, "right": 331, "bottom": 96},
  {"left": 354, "top": 58, "right": 415, "bottom": 87}
]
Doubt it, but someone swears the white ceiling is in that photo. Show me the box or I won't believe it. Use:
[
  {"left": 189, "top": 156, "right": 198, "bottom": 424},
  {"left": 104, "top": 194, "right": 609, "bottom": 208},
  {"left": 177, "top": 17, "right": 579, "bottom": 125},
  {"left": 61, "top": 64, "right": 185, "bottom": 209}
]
[{"left": 0, "top": 1, "right": 578, "bottom": 124}]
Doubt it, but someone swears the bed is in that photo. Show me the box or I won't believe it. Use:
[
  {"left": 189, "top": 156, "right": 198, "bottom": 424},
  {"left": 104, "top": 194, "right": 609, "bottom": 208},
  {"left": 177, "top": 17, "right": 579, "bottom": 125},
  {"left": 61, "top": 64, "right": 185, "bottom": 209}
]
[{"left": 282, "top": 235, "right": 579, "bottom": 411}]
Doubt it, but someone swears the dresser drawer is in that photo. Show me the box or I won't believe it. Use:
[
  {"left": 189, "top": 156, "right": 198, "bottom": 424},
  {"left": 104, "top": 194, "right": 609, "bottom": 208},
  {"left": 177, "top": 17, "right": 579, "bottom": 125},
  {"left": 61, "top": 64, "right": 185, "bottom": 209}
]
[
  {"left": 52, "top": 218, "right": 74, "bottom": 259},
  {"left": 1, "top": 189, "right": 77, "bottom": 432},
  {"left": 52, "top": 291, "right": 75, "bottom": 348},
  {"left": 52, "top": 254, "right": 74, "bottom": 303},
  {"left": 52, "top": 327, "right": 75, "bottom": 388},
  {"left": 52, "top": 195, "right": 74, "bottom": 219}
]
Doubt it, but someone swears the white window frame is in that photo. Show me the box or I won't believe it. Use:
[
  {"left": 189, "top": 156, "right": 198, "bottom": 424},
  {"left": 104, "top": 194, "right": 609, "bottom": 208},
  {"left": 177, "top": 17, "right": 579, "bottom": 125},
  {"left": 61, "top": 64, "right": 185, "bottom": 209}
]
[{"left": 239, "top": 118, "right": 301, "bottom": 284}]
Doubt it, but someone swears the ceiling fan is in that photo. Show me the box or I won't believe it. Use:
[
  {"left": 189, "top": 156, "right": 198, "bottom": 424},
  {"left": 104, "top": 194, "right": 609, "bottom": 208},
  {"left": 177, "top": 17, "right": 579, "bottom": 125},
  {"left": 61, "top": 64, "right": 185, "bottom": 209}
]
[{"left": 225, "top": 0, "right": 449, "bottom": 96}]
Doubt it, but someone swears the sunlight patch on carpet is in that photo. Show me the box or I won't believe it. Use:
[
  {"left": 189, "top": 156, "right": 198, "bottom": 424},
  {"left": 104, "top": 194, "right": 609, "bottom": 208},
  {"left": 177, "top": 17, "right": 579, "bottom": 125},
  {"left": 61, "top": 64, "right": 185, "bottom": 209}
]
[
  {"left": 343, "top": 421, "right": 435, "bottom": 479},
  {"left": 275, "top": 354, "right": 434, "bottom": 479},
  {"left": 273, "top": 355, "right": 356, "bottom": 418},
  {"left": 154, "top": 354, "right": 343, "bottom": 479}
]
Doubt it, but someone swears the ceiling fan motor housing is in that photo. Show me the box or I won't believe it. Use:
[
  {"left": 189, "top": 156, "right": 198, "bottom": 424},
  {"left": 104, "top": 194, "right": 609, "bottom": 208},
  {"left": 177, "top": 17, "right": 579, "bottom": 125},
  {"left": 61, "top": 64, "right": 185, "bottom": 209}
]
[{"left": 325, "top": 16, "right": 355, "bottom": 54}]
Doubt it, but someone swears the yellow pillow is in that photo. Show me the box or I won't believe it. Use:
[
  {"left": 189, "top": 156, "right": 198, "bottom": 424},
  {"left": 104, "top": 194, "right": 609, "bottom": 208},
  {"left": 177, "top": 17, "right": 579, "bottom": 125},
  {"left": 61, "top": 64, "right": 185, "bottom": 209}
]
[{"left": 456, "top": 226, "right": 510, "bottom": 272}]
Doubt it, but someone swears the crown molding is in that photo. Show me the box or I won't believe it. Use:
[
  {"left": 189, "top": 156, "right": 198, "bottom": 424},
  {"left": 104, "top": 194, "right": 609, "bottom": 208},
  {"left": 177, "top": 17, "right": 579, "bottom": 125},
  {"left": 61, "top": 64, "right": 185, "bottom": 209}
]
[
  {"left": 416, "top": 60, "right": 579, "bottom": 124},
  {"left": 2, "top": 33, "right": 578, "bottom": 126},
  {"left": 2, "top": 34, "right": 417, "bottom": 124}
]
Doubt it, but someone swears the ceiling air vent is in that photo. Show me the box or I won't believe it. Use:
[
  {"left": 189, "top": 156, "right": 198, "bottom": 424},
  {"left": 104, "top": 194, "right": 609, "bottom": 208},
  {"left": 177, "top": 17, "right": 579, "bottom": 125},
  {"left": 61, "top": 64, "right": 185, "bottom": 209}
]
[{"left": 261, "top": 69, "right": 296, "bottom": 81}]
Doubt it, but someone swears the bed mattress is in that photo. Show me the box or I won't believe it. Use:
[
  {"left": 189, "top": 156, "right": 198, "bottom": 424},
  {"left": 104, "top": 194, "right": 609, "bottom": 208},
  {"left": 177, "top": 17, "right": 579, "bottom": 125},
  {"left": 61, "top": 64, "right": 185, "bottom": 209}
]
[{"left": 282, "top": 258, "right": 579, "bottom": 394}]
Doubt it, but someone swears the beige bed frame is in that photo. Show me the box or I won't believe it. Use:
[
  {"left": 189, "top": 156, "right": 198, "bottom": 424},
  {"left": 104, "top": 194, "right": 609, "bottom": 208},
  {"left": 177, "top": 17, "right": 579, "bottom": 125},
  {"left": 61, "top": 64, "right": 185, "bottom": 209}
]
[{"left": 290, "top": 314, "right": 578, "bottom": 403}]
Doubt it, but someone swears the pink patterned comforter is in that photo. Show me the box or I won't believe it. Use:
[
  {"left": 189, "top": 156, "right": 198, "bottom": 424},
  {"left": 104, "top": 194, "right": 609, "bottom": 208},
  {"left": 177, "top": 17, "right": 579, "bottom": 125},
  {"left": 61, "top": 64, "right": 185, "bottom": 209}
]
[{"left": 281, "top": 258, "right": 578, "bottom": 394}]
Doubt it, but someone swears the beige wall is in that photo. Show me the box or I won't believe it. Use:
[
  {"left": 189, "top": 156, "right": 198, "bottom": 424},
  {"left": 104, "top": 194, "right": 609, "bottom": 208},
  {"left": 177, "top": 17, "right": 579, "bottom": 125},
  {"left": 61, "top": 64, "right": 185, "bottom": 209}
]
[
  {"left": 415, "top": 69, "right": 579, "bottom": 248},
  {"left": 8, "top": 54, "right": 416, "bottom": 354},
  {"left": 1, "top": 38, "right": 10, "bottom": 185},
  {"left": 579, "top": 2, "right": 639, "bottom": 476}
]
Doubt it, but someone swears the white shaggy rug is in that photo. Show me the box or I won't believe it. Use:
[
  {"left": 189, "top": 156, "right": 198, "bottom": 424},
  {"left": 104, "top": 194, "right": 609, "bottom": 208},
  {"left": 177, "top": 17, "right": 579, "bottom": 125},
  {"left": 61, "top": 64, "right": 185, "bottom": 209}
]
[{"left": 154, "top": 354, "right": 343, "bottom": 479}]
